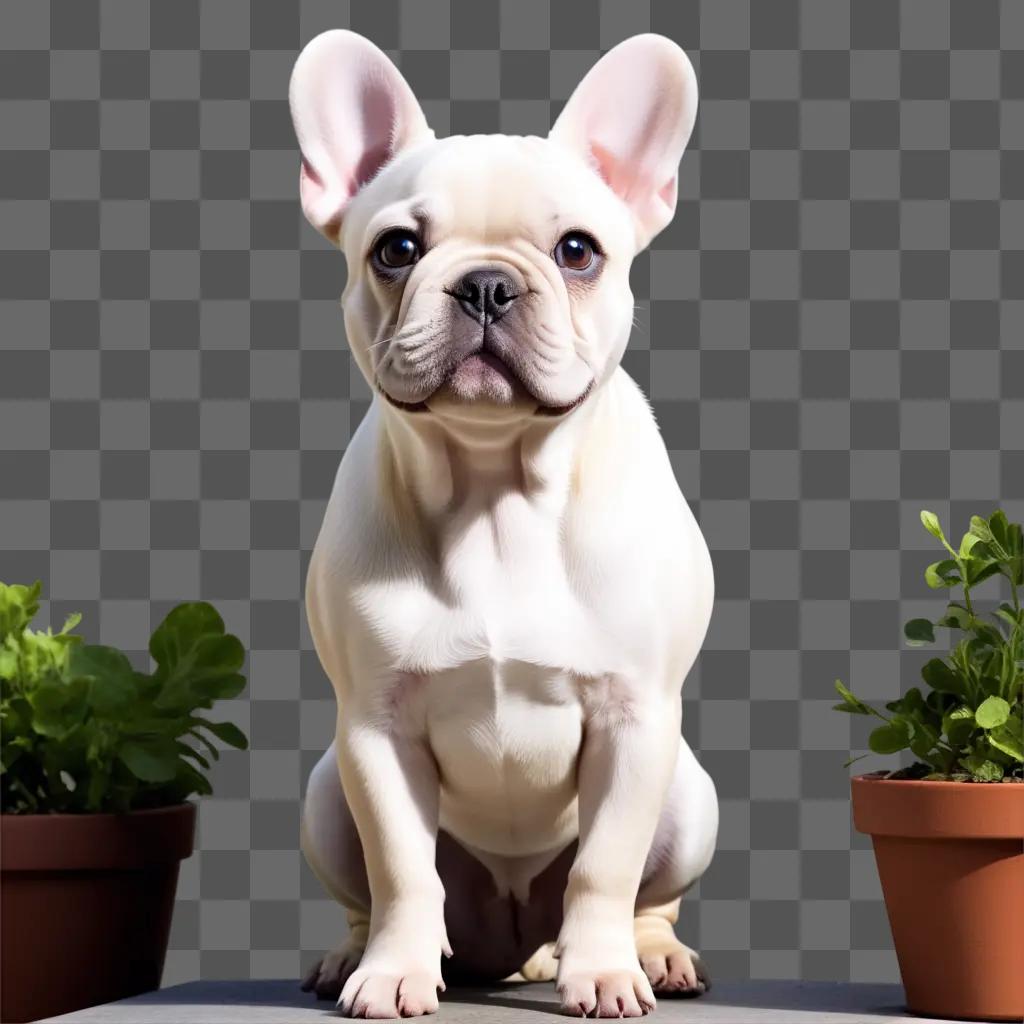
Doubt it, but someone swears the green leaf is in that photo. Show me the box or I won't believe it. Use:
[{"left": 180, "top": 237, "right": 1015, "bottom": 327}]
[
  {"left": 988, "top": 510, "right": 1011, "bottom": 556},
  {"left": 909, "top": 720, "right": 940, "bottom": 760},
  {"left": 869, "top": 720, "right": 912, "bottom": 755},
  {"left": 1006, "top": 553, "right": 1023, "bottom": 587},
  {"left": 978, "top": 674, "right": 1004, "bottom": 699},
  {"left": 190, "top": 672, "right": 246, "bottom": 706},
  {"left": 149, "top": 602, "right": 226, "bottom": 675},
  {"left": 26, "top": 675, "right": 88, "bottom": 738},
  {"left": 117, "top": 739, "right": 180, "bottom": 783},
  {"left": 925, "top": 688, "right": 956, "bottom": 716},
  {"left": 975, "top": 695, "right": 1011, "bottom": 730},
  {"left": 958, "top": 532, "right": 981, "bottom": 558},
  {"left": 70, "top": 644, "right": 137, "bottom": 714},
  {"left": 962, "top": 559, "right": 1003, "bottom": 589},
  {"left": 902, "top": 688, "right": 927, "bottom": 715},
  {"left": 176, "top": 741, "right": 211, "bottom": 771},
  {"left": 969, "top": 515, "right": 994, "bottom": 544},
  {"left": 190, "top": 636, "right": 247, "bottom": 682},
  {"left": 959, "top": 533, "right": 979, "bottom": 558},
  {"left": 192, "top": 717, "right": 248, "bottom": 749},
  {"left": 904, "top": 618, "right": 936, "bottom": 646},
  {"left": 59, "top": 612, "right": 82, "bottom": 636},
  {"left": 938, "top": 603, "right": 973, "bottom": 630},
  {"left": 832, "top": 679, "right": 873, "bottom": 715},
  {"left": 994, "top": 605, "right": 1022, "bottom": 632},
  {"left": 920, "top": 658, "right": 963, "bottom": 695},
  {"left": 0, "top": 580, "right": 42, "bottom": 642},
  {"left": 0, "top": 646, "right": 17, "bottom": 680},
  {"left": 150, "top": 604, "right": 246, "bottom": 712},
  {"left": 834, "top": 679, "right": 859, "bottom": 704},
  {"left": 988, "top": 720, "right": 1024, "bottom": 763},
  {"left": 960, "top": 753, "right": 1003, "bottom": 782},
  {"left": 942, "top": 705, "right": 976, "bottom": 747},
  {"left": 925, "top": 560, "right": 961, "bottom": 588},
  {"left": 15, "top": 628, "right": 79, "bottom": 685},
  {"left": 186, "top": 729, "right": 221, "bottom": 763}
]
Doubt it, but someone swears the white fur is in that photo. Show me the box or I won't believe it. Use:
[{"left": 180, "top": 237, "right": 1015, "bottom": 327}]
[{"left": 291, "top": 30, "right": 718, "bottom": 1019}]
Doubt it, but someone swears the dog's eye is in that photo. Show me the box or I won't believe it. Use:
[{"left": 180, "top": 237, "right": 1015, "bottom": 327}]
[
  {"left": 554, "top": 232, "right": 598, "bottom": 272},
  {"left": 374, "top": 230, "right": 421, "bottom": 269}
]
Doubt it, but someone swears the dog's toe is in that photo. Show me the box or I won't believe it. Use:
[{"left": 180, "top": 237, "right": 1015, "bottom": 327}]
[
  {"left": 301, "top": 944, "right": 364, "bottom": 1002},
  {"left": 691, "top": 952, "right": 712, "bottom": 995},
  {"left": 299, "top": 959, "right": 322, "bottom": 994},
  {"left": 340, "top": 968, "right": 443, "bottom": 1019},
  {"left": 639, "top": 943, "right": 710, "bottom": 999}
]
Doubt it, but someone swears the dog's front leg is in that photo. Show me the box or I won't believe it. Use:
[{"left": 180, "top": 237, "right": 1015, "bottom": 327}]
[
  {"left": 555, "top": 692, "right": 682, "bottom": 1018},
  {"left": 334, "top": 714, "right": 451, "bottom": 1018}
]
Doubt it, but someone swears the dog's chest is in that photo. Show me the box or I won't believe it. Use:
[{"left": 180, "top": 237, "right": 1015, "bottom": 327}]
[
  {"left": 350, "top": 491, "right": 635, "bottom": 854},
  {"left": 357, "top": 488, "right": 646, "bottom": 683}
]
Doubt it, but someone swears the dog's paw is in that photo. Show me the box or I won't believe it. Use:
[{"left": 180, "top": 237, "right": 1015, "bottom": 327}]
[
  {"left": 300, "top": 943, "right": 364, "bottom": 1001},
  {"left": 518, "top": 940, "right": 559, "bottom": 982},
  {"left": 338, "top": 964, "right": 445, "bottom": 1018},
  {"left": 638, "top": 942, "right": 711, "bottom": 998},
  {"left": 556, "top": 967, "right": 656, "bottom": 1018}
]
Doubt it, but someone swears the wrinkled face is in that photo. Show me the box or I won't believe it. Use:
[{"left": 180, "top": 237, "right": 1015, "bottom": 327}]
[
  {"left": 340, "top": 135, "right": 637, "bottom": 422},
  {"left": 290, "top": 30, "right": 698, "bottom": 429}
]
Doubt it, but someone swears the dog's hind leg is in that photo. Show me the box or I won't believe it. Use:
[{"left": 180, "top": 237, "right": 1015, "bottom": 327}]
[
  {"left": 298, "top": 742, "right": 372, "bottom": 1001},
  {"left": 632, "top": 737, "right": 718, "bottom": 998},
  {"left": 518, "top": 940, "right": 560, "bottom": 982}
]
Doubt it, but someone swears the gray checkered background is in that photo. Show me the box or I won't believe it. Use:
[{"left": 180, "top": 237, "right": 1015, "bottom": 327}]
[{"left": 2, "top": 0, "right": 1023, "bottom": 989}]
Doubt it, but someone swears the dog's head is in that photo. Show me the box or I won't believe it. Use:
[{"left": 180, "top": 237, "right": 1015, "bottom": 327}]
[{"left": 289, "top": 31, "right": 697, "bottom": 423}]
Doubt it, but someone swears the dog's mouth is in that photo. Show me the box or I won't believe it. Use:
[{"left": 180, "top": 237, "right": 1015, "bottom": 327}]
[
  {"left": 452, "top": 347, "right": 521, "bottom": 390},
  {"left": 376, "top": 333, "right": 594, "bottom": 418}
]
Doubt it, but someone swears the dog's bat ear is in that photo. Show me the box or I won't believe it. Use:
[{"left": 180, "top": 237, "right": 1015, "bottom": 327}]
[
  {"left": 289, "top": 30, "right": 433, "bottom": 245},
  {"left": 549, "top": 34, "right": 698, "bottom": 251}
]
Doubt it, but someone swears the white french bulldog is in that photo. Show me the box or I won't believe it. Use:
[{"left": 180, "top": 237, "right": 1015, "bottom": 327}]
[{"left": 292, "top": 30, "right": 718, "bottom": 1019}]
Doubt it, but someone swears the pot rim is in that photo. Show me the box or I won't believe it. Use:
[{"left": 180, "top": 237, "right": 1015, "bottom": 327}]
[
  {"left": 1, "top": 799, "right": 197, "bottom": 822},
  {"left": 1, "top": 800, "right": 197, "bottom": 871},
  {"left": 852, "top": 770, "right": 1024, "bottom": 788},
  {"left": 851, "top": 772, "right": 1024, "bottom": 839}
]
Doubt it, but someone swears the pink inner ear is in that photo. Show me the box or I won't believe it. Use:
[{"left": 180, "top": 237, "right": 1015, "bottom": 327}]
[
  {"left": 658, "top": 175, "right": 678, "bottom": 208},
  {"left": 354, "top": 142, "right": 394, "bottom": 191},
  {"left": 299, "top": 157, "right": 350, "bottom": 241},
  {"left": 301, "top": 155, "right": 322, "bottom": 187},
  {"left": 589, "top": 140, "right": 665, "bottom": 209},
  {"left": 587, "top": 142, "right": 621, "bottom": 193},
  {"left": 354, "top": 77, "right": 404, "bottom": 187},
  {"left": 290, "top": 32, "right": 432, "bottom": 240},
  {"left": 549, "top": 35, "right": 697, "bottom": 246}
]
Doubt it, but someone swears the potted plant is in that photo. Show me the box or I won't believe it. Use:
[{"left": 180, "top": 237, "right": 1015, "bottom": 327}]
[
  {"left": 1, "top": 581, "right": 249, "bottom": 1023},
  {"left": 833, "top": 509, "right": 1023, "bottom": 1023}
]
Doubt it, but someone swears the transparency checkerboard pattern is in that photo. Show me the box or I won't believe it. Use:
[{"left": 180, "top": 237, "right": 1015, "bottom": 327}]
[{"left": 2, "top": 0, "right": 1023, "bottom": 987}]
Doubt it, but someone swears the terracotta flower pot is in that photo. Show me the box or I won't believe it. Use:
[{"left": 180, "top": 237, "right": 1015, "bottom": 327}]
[
  {"left": 851, "top": 774, "right": 1024, "bottom": 1022},
  {"left": 1, "top": 802, "right": 196, "bottom": 1023}
]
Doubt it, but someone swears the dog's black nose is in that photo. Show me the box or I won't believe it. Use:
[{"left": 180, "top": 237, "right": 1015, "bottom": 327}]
[{"left": 451, "top": 270, "right": 518, "bottom": 324}]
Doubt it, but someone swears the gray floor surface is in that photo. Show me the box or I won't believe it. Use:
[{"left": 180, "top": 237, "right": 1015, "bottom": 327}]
[{"left": 40, "top": 978, "right": 966, "bottom": 1023}]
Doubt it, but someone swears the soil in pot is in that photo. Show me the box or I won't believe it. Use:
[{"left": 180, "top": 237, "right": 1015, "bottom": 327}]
[
  {"left": 852, "top": 774, "right": 1024, "bottom": 1023},
  {"left": 1, "top": 802, "right": 196, "bottom": 1023}
]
